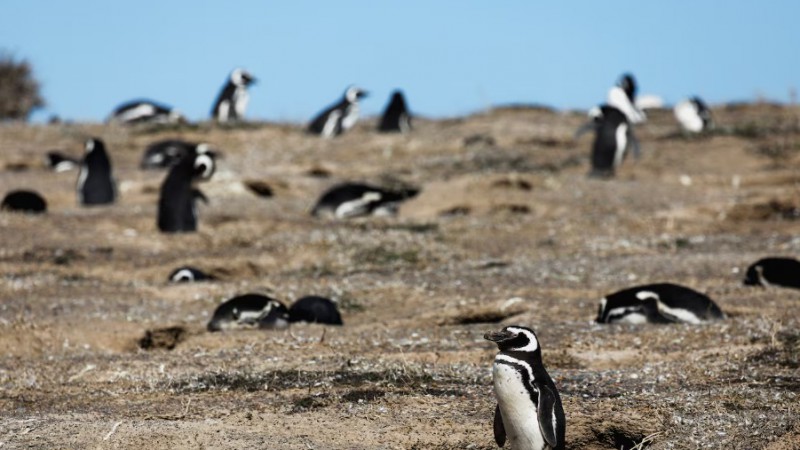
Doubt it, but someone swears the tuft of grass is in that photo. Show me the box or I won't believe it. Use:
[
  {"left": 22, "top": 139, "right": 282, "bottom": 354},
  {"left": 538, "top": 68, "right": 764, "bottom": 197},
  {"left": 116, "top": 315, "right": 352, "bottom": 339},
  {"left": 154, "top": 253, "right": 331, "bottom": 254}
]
[{"left": 354, "top": 246, "right": 420, "bottom": 266}]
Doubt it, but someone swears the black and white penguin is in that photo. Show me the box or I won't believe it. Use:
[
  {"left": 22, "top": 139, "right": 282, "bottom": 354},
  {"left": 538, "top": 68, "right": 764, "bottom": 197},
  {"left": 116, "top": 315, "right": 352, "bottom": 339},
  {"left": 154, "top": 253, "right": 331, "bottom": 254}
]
[
  {"left": 45, "top": 151, "right": 79, "bottom": 172},
  {"left": 108, "top": 99, "right": 185, "bottom": 125},
  {"left": 77, "top": 138, "right": 116, "bottom": 206},
  {"left": 674, "top": 96, "right": 713, "bottom": 133},
  {"left": 157, "top": 144, "right": 215, "bottom": 233},
  {"left": 168, "top": 266, "right": 215, "bottom": 283},
  {"left": 607, "top": 73, "right": 646, "bottom": 124},
  {"left": 211, "top": 68, "right": 257, "bottom": 122},
  {"left": 289, "top": 296, "right": 343, "bottom": 325},
  {"left": 207, "top": 294, "right": 289, "bottom": 332},
  {"left": 377, "top": 90, "right": 411, "bottom": 133},
  {"left": 141, "top": 140, "right": 215, "bottom": 170},
  {"left": 744, "top": 257, "right": 800, "bottom": 289},
  {"left": 311, "top": 182, "right": 419, "bottom": 219},
  {"left": 576, "top": 105, "right": 640, "bottom": 177},
  {"left": 485, "top": 325, "right": 565, "bottom": 450},
  {"left": 307, "top": 86, "right": 368, "bottom": 138},
  {"left": 1, "top": 190, "right": 47, "bottom": 214},
  {"left": 596, "top": 283, "right": 725, "bottom": 324}
]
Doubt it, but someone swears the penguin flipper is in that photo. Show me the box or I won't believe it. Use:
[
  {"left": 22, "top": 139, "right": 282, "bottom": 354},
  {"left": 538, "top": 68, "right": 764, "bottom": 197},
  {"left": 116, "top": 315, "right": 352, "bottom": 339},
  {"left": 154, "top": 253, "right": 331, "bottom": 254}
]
[
  {"left": 193, "top": 189, "right": 209, "bottom": 204},
  {"left": 493, "top": 404, "right": 506, "bottom": 447},
  {"left": 536, "top": 384, "right": 560, "bottom": 448}
]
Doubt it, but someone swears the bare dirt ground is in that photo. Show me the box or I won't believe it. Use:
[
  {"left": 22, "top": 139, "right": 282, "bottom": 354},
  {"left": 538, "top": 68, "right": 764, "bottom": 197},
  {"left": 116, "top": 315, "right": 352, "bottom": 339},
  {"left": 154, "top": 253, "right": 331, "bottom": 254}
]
[{"left": 0, "top": 104, "right": 799, "bottom": 449}]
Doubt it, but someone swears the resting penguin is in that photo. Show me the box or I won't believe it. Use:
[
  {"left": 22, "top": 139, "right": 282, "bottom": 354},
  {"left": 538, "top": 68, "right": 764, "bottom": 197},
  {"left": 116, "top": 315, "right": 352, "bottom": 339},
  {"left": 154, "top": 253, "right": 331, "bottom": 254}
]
[
  {"left": 168, "top": 266, "right": 215, "bottom": 283},
  {"left": 674, "top": 96, "right": 713, "bottom": 133},
  {"left": 575, "top": 105, "right": 640, "bottom": 177},
  {"left": 485, "top": 325, "right": 565, "bottom": 450},
  {"left": 108, "top": 99, "right": 185, "bottom": 125},
  {"left": 207, "top": 294, "right": 289, "bottom": 332},
  {"left": 141, "top": 140, "right": 215, "bottom": 170},
  {"left": 607, "top": 73, "right": 646, "bottom": 124},
  {"left": 46, "top": 151, "right": 79, "bottom": 172},
  {"left": 77, "top": 138, "right": 116, "bottom": 206},
  {"left": 311, "top": 182, "right": 419, "bottom": 219},
  {"left": 289, "top": 296, "right": 343, "bottom": 325},
  {"left": 211, "top": 68, "right": 257, "bottom": 122},
  {"left": 1, "top": 190, "right": 47, "bottom": 214},
  {"left": 596, "top": 283, "right": 725, "bottom": 324},
  {"left": 157, "top": 145, "right": 215, "bottom": 233},
  {"left": 307, "top": 86, "right": 368, "bottom": 138},
  {"left": 744, "top": 257, "right": 800, "bottom": 289},
  {"left": 377, "top": 90, "right": 412, "bottom": 133}
]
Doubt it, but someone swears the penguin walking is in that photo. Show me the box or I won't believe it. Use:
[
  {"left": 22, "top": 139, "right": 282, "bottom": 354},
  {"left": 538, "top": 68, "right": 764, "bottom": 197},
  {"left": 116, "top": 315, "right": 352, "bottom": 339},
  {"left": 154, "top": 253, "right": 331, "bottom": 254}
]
[
  {"left": 674, "top": 96, "right": 713, "bottom": 133},
  {"left": 46, "top": 151, "right": 79, "bottom": 172},
  {"left": 168, "top": 266, "right": 215, "bottom": 283},
  {"left": 377, "top": 90, "right": 411, "bottom": 133},
  {"left": 108, "top": 99, "right": 185, "bottom": 125},
  {"left": 289, "top": 296, "right": 343, "bottom": 325},
  {"left": 485, "top": 326, "right": 565, "bottom": 450},
  {"left": 596, "top": 283, "right": 725, "bottom": 324},
  {"left": 1, "top": 190, "right": 47, "bottom": 214},
  {"left": 744, "top": 257, "right": 800, "bottom": 289},
  {"left": 211, "top": 68, "right": 257, "bottom": 122},
  {"left": 311, "top": 182, "right": 419, "bottom": 219},
  {"left": 157, "top": 144, "right": 215, "bottom": 233},
  {"left": 575, "top": 105, "right": 640, "bottom": 177},
  {"left": 607, "top": 73, "right": 646, "bottom": 124},
  {"left": 77, "top": 138, "right": 116, "bottom": 205},
  {"left": 207, "top": 294, "right": 289, "bottom": 331},
  {"left": 308, "top": 86, "right": 368, "bottom": 138}
]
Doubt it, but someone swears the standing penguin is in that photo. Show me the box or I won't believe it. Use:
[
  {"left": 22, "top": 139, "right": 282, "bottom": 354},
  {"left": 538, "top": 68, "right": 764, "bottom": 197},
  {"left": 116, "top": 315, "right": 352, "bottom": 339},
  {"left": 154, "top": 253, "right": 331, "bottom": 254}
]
[
  {"left": 77, "top": 138, "right": 116, "bottom": 205},
  {"left": 576, "top": 105, "right": 640, "bottom": 177},
  {"left": 211, "top": 68, "right": 256, "bottom": 122},
  {"left": 377, "top": 90, "right": 411, "bottom": 133},
  {"left": 308, "top": 86, "right": 368, "bottom": 138},
  {"left": 607, "top": 73, "right": 646, "bottom": 124},
  {"left": 157, "top": 144, "right": 215, "bottom": 233},
  {"left": 674, "top": 96, "right": 713, "bottom": 133},
  {"left": 485, "top": 325, "right": 565, "bottom": 450}
]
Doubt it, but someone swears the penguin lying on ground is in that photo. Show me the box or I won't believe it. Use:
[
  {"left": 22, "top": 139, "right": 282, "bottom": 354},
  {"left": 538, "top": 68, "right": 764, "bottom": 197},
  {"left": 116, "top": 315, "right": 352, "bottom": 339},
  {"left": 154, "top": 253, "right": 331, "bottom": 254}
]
[
  {"left": 46, "top": 151, "right": 79, "bottom": 172},
  {"left": 168, "top": 266, "right": 215, "bottom": 283},
  {"left": 596, "top": 283, "right": 725, "bottom": 324},
  {"left": 744, "top": 257, "right": 800, "bottom": 289},
  {"left": 377, "top": 90, "right": 412, "bottom": 133},
  {"left": 674, "top": 96, "right": 713, "bottom": 133},
  {"left": 141, "top": 140, "right": 216, "bottom": 170},
  {"left": 157, "top": 144, "right": 215, "bottom": 233},
  {"left": 211, "top": 68, "right": 256, "bottom": 122},
  {"left": 308, "top": 86, "right": 368, "bottom": 138},
  {"left": 485, "top": 325, "right": 565, "bottom": 450},
  {"left": 1, "top": 190, "right": 47, "bottom": 213},
  {"left": 207, "top": 294, "right": 343, "bottom": 331},
  {"left": 108, "top": 99, "right": 185, "bottom": 125},
  {"left": 311, "top": 182, "right": 419, "bottom": 219},
  {"left": 77, "top": 138, "right": 116, "bottom": 206},
  {"left": 575, "top": 105, "right": 640, "bottom": 177}
]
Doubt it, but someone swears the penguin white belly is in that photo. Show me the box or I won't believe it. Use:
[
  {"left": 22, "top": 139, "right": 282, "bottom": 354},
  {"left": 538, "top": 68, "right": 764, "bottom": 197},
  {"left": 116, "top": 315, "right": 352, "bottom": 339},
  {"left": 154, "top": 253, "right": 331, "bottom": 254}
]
[
  {"left": 674, "top": 101, "right": 703, "bottom": 132},
  {"left": 493, "top": 362, "right": 546, "bottom": 450},
  {"left": 233, "top": 88, "right": 249, "bottom": 118},
  {"left": 321, "top": 110, "right": 342, "bottom": 138},
  {"left": 614, "top": 123, "right": 628, "bottom": 168},
  {"left": 341, "top": 104, "right": 359, "bottom": 131},
  {"left": 217, "top": 100, "right": 230, "bottom": 122}
]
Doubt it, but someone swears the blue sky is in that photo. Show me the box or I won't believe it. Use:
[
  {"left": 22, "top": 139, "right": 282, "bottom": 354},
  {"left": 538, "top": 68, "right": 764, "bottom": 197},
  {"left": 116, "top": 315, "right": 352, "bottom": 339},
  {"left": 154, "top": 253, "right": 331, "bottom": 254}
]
[{"left": 1, "top": 1, "right": 798, "bottom": 123}]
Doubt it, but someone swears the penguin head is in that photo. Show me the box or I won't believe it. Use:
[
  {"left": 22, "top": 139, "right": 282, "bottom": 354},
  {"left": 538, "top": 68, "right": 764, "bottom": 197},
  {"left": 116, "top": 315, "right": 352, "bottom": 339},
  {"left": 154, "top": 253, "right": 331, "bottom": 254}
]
[
  {"left": 743, "top": 263, "right": 765, "bottom": 286},
  {"left": 485, "top": 325, "right": 540, "bottom": 353},
  {"left": 193, "top": 145, "right": 216, "bottom": 180},
  {"left": 231, "top": 68, "right": 256, "bottom": 87},
  {"left": 85, "top": 137, "right": 104, "bottom": 155},
  {"left": 617, "top": 73, "right": 637, "bottom": 101},
  {"left": 345, "top": 86, "right": 369, "bottom": 103}
]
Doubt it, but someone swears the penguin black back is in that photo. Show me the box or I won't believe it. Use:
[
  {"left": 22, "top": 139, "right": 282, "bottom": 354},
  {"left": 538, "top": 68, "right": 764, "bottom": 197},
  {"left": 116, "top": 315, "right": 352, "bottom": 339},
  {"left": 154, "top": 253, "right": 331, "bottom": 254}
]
[
  {"left": 77, "top": 138, "right": 116, "bottom": 205},
  {"left": 597, "top": 283, "right": 725, "bottom": 324},
  {"left": 377, "top": 90, "right": 411, "bottom": 133},
  {"left": 157, "top": 145, "right": 215, "bottom": 233},
  {"left": 311, "top": 182, "right": 419, "bottom": 219},
  {"left": 207, "top": 294, "right": 289, "bottom": 331},
  {"left": 744, "top": 257, "right": 800, "bottom": 288},
  {"left": 289, "top": 296, "right": 343, "bottom": 325},
  {"left": 1, "top": 190, "right": 47, "bottom": 214},
  {"left": 590, "top": 106, "right": 632, "bottom": 177}
]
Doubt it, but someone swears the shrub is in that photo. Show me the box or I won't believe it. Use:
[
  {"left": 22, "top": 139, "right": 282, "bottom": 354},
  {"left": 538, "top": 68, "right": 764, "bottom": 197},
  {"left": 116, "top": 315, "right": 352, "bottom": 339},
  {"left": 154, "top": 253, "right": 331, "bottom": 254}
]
[{"left": 0, "top": 54, "right": 44, "bottom": 120}]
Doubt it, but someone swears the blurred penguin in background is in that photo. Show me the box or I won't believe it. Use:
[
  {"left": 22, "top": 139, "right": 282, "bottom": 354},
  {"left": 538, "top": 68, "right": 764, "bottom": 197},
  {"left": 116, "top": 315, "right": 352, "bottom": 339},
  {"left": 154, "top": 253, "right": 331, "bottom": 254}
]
[
  {"left": 377, "top": 90, "right": 411, "bottom": 133},
  {"left": 211, "top": 68, "right": 257, "bottom": 122}
]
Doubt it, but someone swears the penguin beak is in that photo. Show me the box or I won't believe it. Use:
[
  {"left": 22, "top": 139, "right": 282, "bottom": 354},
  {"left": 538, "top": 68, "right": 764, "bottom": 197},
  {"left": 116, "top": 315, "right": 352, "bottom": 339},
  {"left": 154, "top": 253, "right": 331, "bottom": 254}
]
[
  {"left": 484, "top": 329, "right": 515, "bottom": 342},
  {"left": 357, "top": 91, "right": 369, "bottom": 99}
]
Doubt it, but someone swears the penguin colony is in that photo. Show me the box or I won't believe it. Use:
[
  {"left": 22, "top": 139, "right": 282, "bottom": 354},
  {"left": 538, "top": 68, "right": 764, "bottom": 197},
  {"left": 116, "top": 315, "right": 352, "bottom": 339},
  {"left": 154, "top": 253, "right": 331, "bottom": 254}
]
[{"left": 3, "top": 67, "right": 791, "bottom": 449}]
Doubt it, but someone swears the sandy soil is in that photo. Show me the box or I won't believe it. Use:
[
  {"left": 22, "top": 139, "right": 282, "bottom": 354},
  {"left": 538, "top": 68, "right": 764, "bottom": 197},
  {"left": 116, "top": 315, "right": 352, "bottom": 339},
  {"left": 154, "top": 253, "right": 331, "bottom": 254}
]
[{"left": 0, "top": 104, "right": 799, "bottom": 449}]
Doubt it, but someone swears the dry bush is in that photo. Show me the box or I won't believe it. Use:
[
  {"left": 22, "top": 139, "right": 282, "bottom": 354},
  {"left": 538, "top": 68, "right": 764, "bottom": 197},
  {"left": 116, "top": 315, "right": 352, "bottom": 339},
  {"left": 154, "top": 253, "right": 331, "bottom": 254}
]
[{"left": 0, "top": 54, "right": 44, "bottom": 120}]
